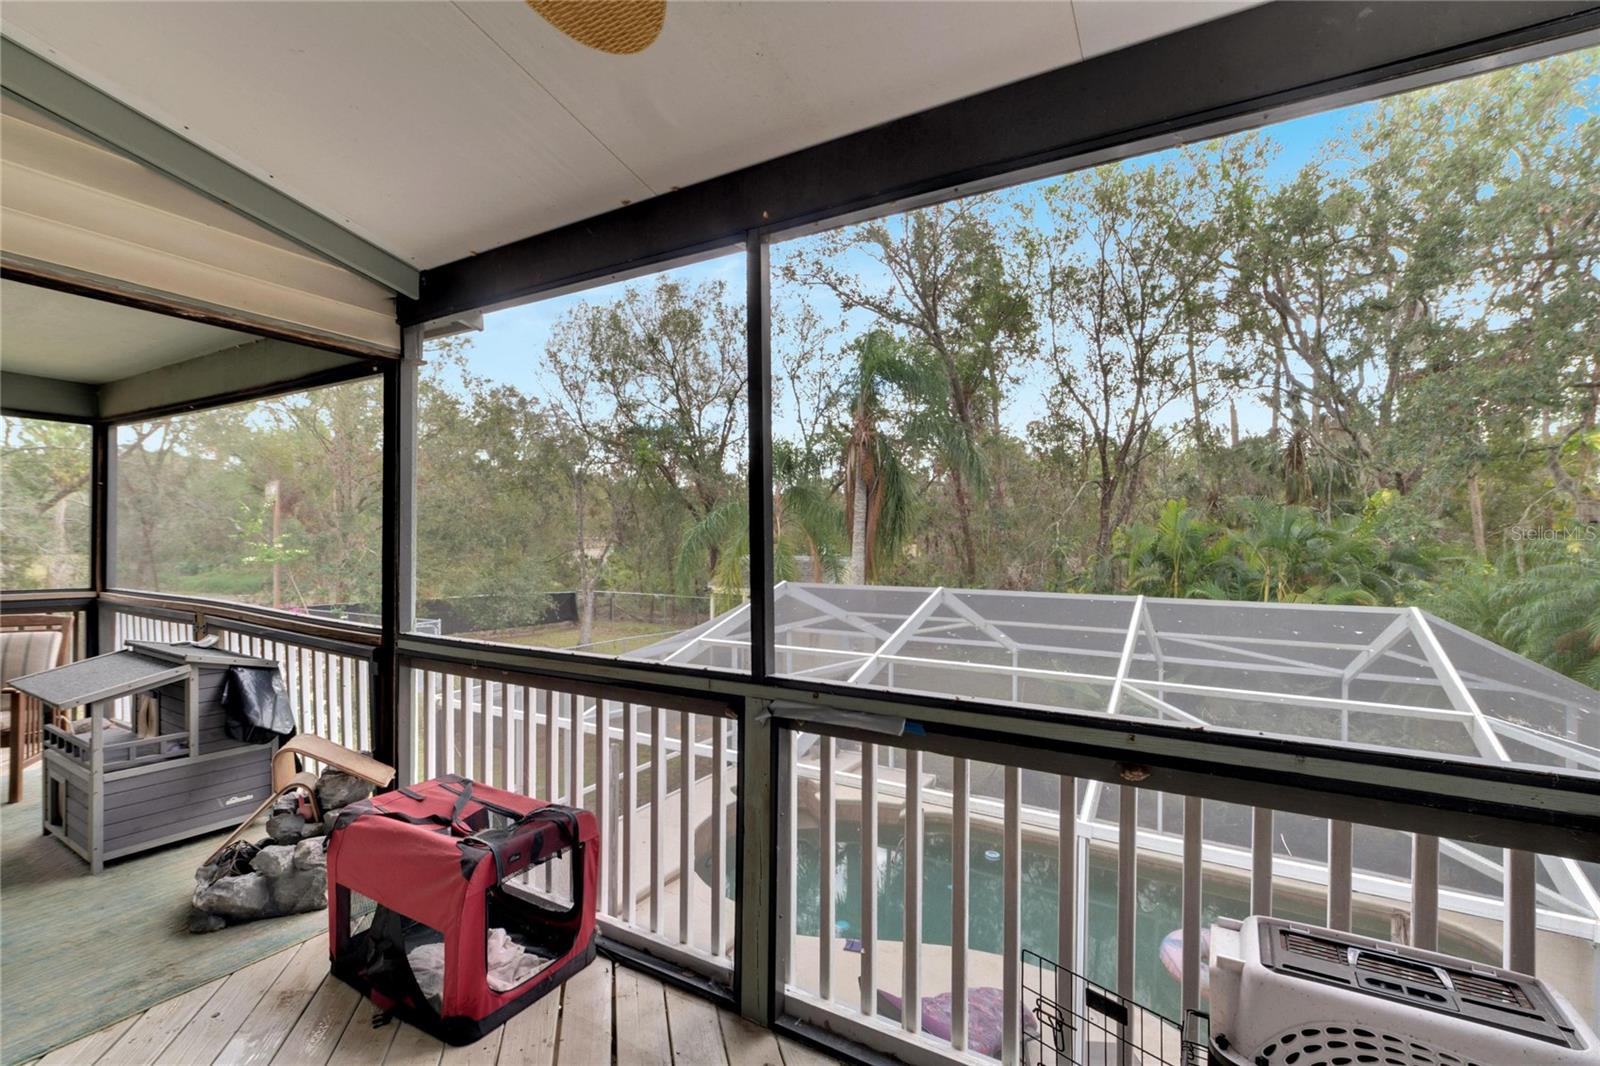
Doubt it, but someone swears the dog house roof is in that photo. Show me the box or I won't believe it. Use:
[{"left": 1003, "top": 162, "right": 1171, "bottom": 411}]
[{"left": 9, "top": 641, "right": 273, "bottom": 709}]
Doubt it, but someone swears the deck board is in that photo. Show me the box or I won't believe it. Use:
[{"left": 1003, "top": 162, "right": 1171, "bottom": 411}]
[
  {"left": 613, "top": 965, "right": 673, "bottom": 1066},
  {"left": 216, "top": 939, "right": 330, "bottom": 1066},
  {"left": 719, "top": 1009, "right": 785, "bottom": 1066},
  {"left": 41, "top": 938, "right": 847, "bottom": 1066},
  {"left": 162, "top": 949, "right": 297, "bottom": 1066},
  {"left": 498, "top": 983, "right": 561, "bottom": 1066},
  {"left": 34, "top": 1017, "right": 136, "bottom": 1066},
  {"left": 97, "top": 976, "right": 227, "bottom": 1065},
  {"left": 267, "top": 973, "right": 361, "bottom": 1066},
  {"left": 664, "top": 984, "right": 726, "bottom": 1066},
  {"left": 553, "top": 957, "right": 613, "bottom": 1066},
  {"left": 381, "top": 1023, "right": 445, "bottom": 1066}
]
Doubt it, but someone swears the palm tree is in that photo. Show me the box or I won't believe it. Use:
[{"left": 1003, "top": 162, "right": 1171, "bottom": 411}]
[
  {"left": 841, "top": 330, "right": 980, "bottom": 583},
  {"left": 1113, "top": 499, "right": 1240, "bottom": 598},
  {"left": 674, "top": 449, "right": 845, "bottom": 596},
  {"left": 843, "top": 331, "right": 912, "bottom": 583}
]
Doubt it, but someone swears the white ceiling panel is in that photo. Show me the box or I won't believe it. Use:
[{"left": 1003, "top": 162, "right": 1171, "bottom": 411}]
[
  {"left": 458, "top": 1, "right": 1081, "bottom": 195},
  {"left": 2, "top": 1, "right": 1252, "bottom": 274},
  {"left": 0, "top": 1, "right": 653, "bottom": 267},
  {"left": 0, "top": 280, "right": 254, "bottom": 383},
  {"left": 1071, "top": 1, "right": 1259, "bottom": 60}
]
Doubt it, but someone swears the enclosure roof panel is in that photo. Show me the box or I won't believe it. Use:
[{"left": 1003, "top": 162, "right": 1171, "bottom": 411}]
[
  {"left": 633, "top": 583, "right": 1600, "bottom": 775},
  {"left": 8, "top": 649, "right": 188, "bottom": 708}
]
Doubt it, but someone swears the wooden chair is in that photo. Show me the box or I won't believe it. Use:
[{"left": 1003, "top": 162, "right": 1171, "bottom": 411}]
[
  {"left": 2, "top": 614, "right": 73, "bottom": 804},
  {"left": 205, "top": 734, "right": 394, "bottom": 862}
]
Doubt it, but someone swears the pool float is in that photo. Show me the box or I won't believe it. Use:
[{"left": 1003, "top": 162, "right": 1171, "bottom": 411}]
[{"left": 1159, "top": 927, "right": 1210, "bottom": 995}]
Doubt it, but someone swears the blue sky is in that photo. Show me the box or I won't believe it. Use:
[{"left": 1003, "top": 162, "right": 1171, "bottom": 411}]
[{"left": 432, "top": 97, "right": 1368, "bottom": 445}]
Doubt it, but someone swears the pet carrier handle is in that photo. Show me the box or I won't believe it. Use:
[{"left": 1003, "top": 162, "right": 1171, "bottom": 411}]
[{"left": 460, "top": 805, "right": 580, "bottom": 885}]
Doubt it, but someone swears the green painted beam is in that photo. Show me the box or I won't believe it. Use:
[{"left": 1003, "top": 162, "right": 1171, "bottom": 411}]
[
  {"left": 0, "top": 36, "right": 419, "bottom": 299},
  {"left": 1, "top": 370, "right": 96, "bottom": 421},
  {"left": 96, "top": 336, "right": 374, "bottom": 420}
]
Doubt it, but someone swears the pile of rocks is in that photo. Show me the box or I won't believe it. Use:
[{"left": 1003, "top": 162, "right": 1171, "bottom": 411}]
[{"left": 188, "top": 768, "right": 373, "bottom": 933}]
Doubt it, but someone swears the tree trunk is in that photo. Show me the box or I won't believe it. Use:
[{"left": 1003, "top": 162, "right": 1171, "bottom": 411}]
[
  {"left": 1186, "top": 327, "right": 1205, "bottom": 448},
  {"left": 1229, "top": 399, "right": 1240, "bottom": 449},
  {"left": 950, "top": 468, "right": 978, "bottom": 583},
  {"left": 1467, "top": 473, "right": 1487, "bottom": 560},
  {"left": 849, "top": 466, "right": 868, "bottom": 585}
]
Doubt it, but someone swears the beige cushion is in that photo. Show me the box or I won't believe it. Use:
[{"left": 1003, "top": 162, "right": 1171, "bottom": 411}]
[{"left": 0, "top": 631, "right": 64, "bottom": 687}]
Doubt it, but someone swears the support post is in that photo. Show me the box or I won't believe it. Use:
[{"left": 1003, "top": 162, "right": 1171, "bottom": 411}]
[
  {"left": 745, "top": 232, "right": 774, "bottom": 681},
  {"left": 390, "top": 325, "right": 420, "bottom": 782},
  {"left": 373, "top": 333, "right": 415, "bottom": 775},
  {"left": 89, "top": 420, "right": 115, "bottom": 655},
  {"left": 735, "top": 695, "right": 778, "bottom": 1024}
]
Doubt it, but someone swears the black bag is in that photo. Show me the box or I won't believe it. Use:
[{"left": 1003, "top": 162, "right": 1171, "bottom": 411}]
[{"left": 219, "top": 666, "right": 297, "bottom": 744}]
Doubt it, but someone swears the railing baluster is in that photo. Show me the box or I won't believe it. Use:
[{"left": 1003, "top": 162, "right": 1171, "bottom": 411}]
[
  {"left": 1328, "top": 820, "right": 1353, "bottom": 930},
  {"left": 951, "top": 757, "right": 969, "bottom": 1052},
  {"left": 1002, "top": 765, "right": 1022, "bottom": 1066},
  {"left": 498, "top": 681, "right": 512, "bottom": 790},
  {"left": 1058, "top": 773, "right": 1076, "bottom": 1066},
  {"left": 1251, "top": 806, "right": 1273, "bottom": 917},
  {"left": 624, "top": 702, "right": 638, "bottom": 925},
  {"left": 679, "top": 709, "right": 693, "bottom": 946},
  {"left": 820, "top": 735, "right": 836, "bottom": 1001},
  {"left": 860, "top": 742, "right": 878, "bottom": 1018},
  {"left": 1505, "top": 848, "right": 1536, "bottom": 972},
  {"left": 443, "top": 672, "right": 457, "bottom": 777},
  {"left": 1118, "top": 785, "right": 1136, "bottom": 1001},
  {"left": 1412, "top": 834, "right": 1440, "bottom": 951},
  {"left": 462, "top": 673, "right": 475, "bottom": 779},
  {"left": 520, "top": 685, "right": 534, "bottom": 796},
  {"left": 424, "top": 671, "right": 438, "bottom": 779},
  {"left": 542, "top": 688, "right": 556, "bottom": 892},
  {"left": 595, "top": 698, "right": 611, "bottom": 918},
  {"left": 650, "top": 704, "right": 665, "bottom": 935},
  {"left": 1182, "top": 795, "right": 1202, "bottom": 1014},
  {"left": 712, "top": 714, "right": 727, "bottom": 957},
  {"left": 479, "top": 679, "right": 491, "bottom": 783},
  {"left": 903, "top": 748, "right": 922, "bottom": 1036},
  {"left": 569, "top": 691, "right": 583, "bottom": 812}
]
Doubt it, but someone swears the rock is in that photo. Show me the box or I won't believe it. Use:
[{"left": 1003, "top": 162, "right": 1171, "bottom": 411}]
[
  {"left": 266, "top": 810, "right": 310, "bottom": 844},
  {"left": 193, "top": 872, "right": 271, "bottom": 919},
  {"left": 251, "top": 844, "right": 296, "bottom": 879},
  {"left": 316, "top": 770, "right": 372, "bottom": 812},
  {"left": 292, "top": 838, "right": 328, "bottom": 872},
  {"left": 269, "top": 866, "right": 327, "bottom": 913},
  {"left": 188, "top": 908, "right": 228, "bottom": 934}
]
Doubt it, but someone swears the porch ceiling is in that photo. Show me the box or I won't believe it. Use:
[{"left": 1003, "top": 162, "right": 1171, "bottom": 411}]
[
  {"left": 0, "top": 279, "right": 253, "bottom": 384},
  {"left": 0, "top": 0, "right": 1253, "bottom": 271}
]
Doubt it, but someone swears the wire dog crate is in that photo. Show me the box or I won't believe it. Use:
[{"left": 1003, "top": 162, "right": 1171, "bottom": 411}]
[{"left": 1022, "top": 949, "right": 1202, "bottom": 1066}]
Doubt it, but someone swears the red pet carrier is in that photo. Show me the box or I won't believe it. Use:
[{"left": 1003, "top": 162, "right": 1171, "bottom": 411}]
[{"left": 326, "top": 775, "right": 598, "bottom": 1044}]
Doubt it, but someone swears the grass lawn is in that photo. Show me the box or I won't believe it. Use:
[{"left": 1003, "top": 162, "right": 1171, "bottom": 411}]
[{"left": 475, "top": 618, "right": 685, "bottom": 655}]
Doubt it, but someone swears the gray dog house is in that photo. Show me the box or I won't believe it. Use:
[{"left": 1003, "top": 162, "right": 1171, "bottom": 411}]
[{"left": 11, "top": 641, "right": 282, "bottom": 873}]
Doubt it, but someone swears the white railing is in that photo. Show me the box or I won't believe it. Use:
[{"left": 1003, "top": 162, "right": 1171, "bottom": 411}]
[
  {"left": 777, "top": 726, "right": 1582, "bottom": 1066},
  {"left": 406, "top": 661, "right": 739, "bottom": 984},
  {"left": 107, "top": 603, "right": 375, "bottom": 759},
  {"left": 211, "top": 623, "right": 374, "bottom": 755}
]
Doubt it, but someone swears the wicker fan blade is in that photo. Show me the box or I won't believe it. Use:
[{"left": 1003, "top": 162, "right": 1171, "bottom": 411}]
[{"left": 527, "top": 1, "right": 666, "bottom": 55}]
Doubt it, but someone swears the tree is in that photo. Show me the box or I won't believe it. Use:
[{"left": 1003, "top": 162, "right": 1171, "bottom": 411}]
[
  {"left": 1018, "top": 159, "right": 1231, "bottom": 584},
  {"left": 782, "top": 198, "right": 1030, "bottom": 582}
]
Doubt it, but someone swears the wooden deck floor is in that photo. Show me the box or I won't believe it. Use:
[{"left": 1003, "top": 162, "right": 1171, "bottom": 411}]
[{"left": 25, "top": 939, "right": 845, "bottom": 1066}]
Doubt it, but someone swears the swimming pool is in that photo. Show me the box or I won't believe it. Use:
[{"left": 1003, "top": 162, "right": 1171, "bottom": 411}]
[{"left": 700, "top": 818, "right": 1494, "bottom": 1023}]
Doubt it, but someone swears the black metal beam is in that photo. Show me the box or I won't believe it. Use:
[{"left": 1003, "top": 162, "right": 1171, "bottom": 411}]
[
  {"left": 746, "top": 235, "right": 775, "bottom": 681},
  {"left": 401, "top": 1, "right": 1600, "bottom": 325},
  {"left": 374, "top": 359, "right": 402, "bottom": 768},
  {"left": 88, "top": 420, "right": 113, "bottom": 656}
]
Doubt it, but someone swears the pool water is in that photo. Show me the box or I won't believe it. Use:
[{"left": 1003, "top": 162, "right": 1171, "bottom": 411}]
[{"left": 700, "top": 819, "right": 1494, "bottom": 1023}]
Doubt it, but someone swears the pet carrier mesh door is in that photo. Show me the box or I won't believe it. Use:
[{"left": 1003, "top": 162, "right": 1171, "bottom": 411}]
[{"left": 327, "top": 776, "right": 599, "bottom": 1044}]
